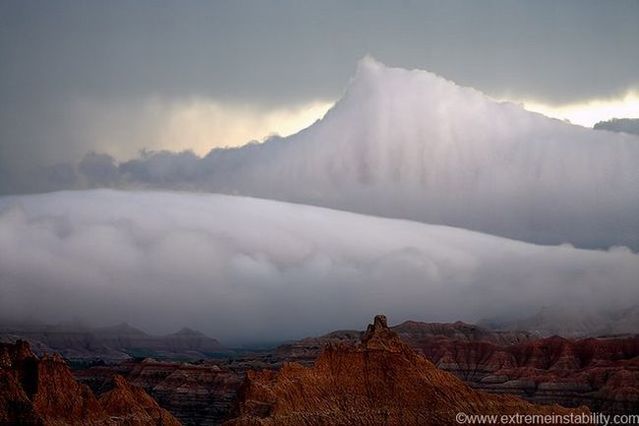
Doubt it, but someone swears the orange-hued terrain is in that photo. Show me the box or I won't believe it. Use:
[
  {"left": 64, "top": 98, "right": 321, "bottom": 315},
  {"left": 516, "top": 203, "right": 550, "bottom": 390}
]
[
  {"left": 5, "top": 316, "right": 639, "bottom": 424},
  {"left": 277, "top": 320, "right": 639, "bottom": 413},
  {"left": 0, "top": 340, "right": 180, "bottom": 425},
  {"left": 227, "top": 316, "right": 586, "bottom": 425}
]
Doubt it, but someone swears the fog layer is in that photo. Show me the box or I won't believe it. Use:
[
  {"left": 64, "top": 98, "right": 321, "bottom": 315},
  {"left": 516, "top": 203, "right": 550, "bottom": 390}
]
[{"left": 1, "top": 190, "right": 637, "bottom": 343}]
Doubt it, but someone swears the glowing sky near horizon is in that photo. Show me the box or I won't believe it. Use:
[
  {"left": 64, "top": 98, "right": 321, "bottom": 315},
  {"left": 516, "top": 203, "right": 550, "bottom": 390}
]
[
  {"left": 70, "top": 98, "right": 334, "bottom": 159},
  {"left": 105, "top": 90, "right": 636, "bottom": 159},
  {"left": 521, "top": 91, "right": 639, "bottom": 127}
]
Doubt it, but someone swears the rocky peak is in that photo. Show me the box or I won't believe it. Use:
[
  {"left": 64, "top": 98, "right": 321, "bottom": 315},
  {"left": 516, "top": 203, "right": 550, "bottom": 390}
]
[
  {"left": 362, "top": 314, "right": 387, "bottom": 339},
  {"left": 112, "top": 373, "right": 130, "bottom": 388},
  {"left": 14, "top": 339, "right": 35, "bottom": 359},
  {"left": 360, "top": 314, "right": 407, "bottom": 352},
  {"left": 99, "top": 374, "right": 181, "bottom": 425},
  {"left": 0, "top": 339, "right": 35, "bottom": 367}
]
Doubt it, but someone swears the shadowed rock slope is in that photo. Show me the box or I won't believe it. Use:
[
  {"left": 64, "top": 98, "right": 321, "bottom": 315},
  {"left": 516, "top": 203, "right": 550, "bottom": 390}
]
[
  {"left": 100, "top": 374, "right": 182, "bottom": 425},
  {"left": 77, "top": 358, "right": 244, "bottom": 425},
  {"left": 0, "top": 340, "right": 180, "bottom": 425},
  {"left": 227, "top": 315, "right": 586, "bottom": 425}
]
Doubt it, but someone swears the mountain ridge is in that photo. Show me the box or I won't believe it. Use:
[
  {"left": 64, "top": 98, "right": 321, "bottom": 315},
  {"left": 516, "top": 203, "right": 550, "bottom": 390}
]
[
  {"left": 0, "top": 322, "right": 226, "bottom": 361},
  {"left": 227, "top": 315, "right": 587, "bottom": 425}
]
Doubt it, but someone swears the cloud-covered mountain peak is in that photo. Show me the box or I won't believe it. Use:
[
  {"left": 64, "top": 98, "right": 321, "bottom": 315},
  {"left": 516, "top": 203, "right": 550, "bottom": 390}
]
[
  {"left": 348, "top": 56, "right": 458, "bottom": 96},
  {"left": 64, "top": 61, "right": 639, "bottom": 249},
  {"left": 336, "top": 56, "right": 512, "bottom": 125},
  {"left": 297, "top": 57, "right": 578, "bottom": 188}
]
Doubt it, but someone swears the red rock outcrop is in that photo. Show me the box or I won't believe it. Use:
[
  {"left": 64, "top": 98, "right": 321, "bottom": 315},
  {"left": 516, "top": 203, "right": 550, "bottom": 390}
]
[
  {"left": 275, "top": 320, "right": 534, "bottom": 365},
  {"left": 77, "top": 358, "right": 244, "bottom": 425},
  {"left": 1, "top": 340, "right": 107, "bottom": 424},
  {"left": 227, "top": 315, "right": 586, "bottom": 425},
  {"left": 0, "top": 340, "right": 181, "bottom": 425},
  {"left": 405, "top": 332, "right": 639, "bottom": 413},
  {"left": 394, "top": 320, "right": 535, "bottom": 345},
  {"left": 99, "top": 375, "right": 180, "bottom": 425},
  {"left": 277, "top": 319, "right": 639, "bottom": 413}
]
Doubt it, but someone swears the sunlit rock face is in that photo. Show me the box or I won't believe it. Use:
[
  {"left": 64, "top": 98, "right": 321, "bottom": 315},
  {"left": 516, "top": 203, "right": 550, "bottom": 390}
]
[
  {"left": 227, "top": 315, "right": 586, "bottom": 425},
  {"left": 275, "top": 319, "right": 639, "bottom": 414}
]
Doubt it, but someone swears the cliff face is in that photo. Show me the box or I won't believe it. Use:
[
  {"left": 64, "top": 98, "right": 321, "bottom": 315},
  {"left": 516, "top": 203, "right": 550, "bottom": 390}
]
[
  {"left": 275, "top": 320, "right": 534, "bottom": 365},
  {"left": 77, "top": 358, "right": 245, "bottom": 425},
  {"left": 404, "top": 332, "right": 639, "bottom": 413},
  {"left": 393, "top": 320, "right": 535, "bottom": 345},
  {"left": 0, "top": 340, "right": 107, "bottom": 425},
  {"left": 0, "top": 340, "right": 181, "bottom": 425},
  {"left": 228, "top": 315, "right": 586, "bottom": 425}
]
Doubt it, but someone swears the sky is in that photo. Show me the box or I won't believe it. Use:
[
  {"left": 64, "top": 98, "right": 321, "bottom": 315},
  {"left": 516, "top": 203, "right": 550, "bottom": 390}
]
[{"left": 1, "top": 0, "right": 639, "bottom": 194}]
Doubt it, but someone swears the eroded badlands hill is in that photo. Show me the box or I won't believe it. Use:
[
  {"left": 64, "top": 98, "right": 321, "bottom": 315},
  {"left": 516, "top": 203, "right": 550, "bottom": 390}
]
[
  {"left": 227, "top": 315, "right": 586, "bottom": 425},
  {"left": 277, "top": 320, "right": 639, "bottom": 413},
  {"left": 0, "top": 340, "right": 180, "bottom": 425}
]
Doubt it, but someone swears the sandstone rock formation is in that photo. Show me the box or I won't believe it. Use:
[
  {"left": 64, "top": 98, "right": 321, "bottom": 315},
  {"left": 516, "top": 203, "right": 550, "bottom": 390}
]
[
  {"left": 0, "top": 340, "right": 181, "bottom": 425},
  {"left": 77, "top": 358, "right": 245, "bottom": 425},
  {"left": 100, "top": 374, "right": 181, "bottom": 425},
  {"left": 275, "top": 319, "right": 534, "bottom": 366},
  {"left": 396, "top": 329, "right": 639, "bottom": 413},
  {"left": 227, "top": 315, "right": 586, "bottom": 425},
  {"left": 278, "top": 319, "right": 639, "bottom": 413}
]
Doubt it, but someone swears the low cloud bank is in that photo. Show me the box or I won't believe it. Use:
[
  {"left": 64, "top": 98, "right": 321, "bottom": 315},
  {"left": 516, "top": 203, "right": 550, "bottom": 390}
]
[
  {"left": 1, "top": 190, "right": 637, "bottom": 344},
  {"left": 25, "top": 59, "right": 639, "bottom": 250}
]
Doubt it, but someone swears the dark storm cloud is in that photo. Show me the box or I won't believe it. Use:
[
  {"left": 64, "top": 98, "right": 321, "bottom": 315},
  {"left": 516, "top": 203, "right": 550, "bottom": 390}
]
[
  {"left": 595, "top": 118, "right": 639, "bottom": 136},
  {"left": 2, "top": 0, "right": 638, "bottom": 105},
  {"left": 1, "top": 0, "right": 638, "bottom": 194}
]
